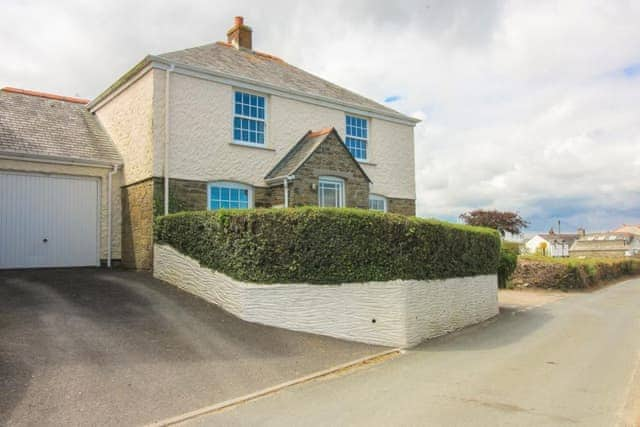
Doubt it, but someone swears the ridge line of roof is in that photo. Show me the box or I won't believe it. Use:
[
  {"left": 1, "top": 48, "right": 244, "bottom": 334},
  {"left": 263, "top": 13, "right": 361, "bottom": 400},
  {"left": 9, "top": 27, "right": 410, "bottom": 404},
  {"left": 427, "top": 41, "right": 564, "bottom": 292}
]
[{"left": 2, "top": 87, "right": 89, "bottom": 104}]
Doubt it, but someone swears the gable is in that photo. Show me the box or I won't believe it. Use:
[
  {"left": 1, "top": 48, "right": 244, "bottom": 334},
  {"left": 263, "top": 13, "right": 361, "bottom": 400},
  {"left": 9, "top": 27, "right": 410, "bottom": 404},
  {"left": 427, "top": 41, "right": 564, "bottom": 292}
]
[{"left": 265, "top": 128, "right": 371, "bottom": 184}]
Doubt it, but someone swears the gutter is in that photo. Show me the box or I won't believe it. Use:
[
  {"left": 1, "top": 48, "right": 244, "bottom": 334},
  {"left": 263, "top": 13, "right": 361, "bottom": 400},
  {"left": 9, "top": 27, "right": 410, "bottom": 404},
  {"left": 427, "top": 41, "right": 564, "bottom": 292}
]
[
  {"left": 0, "top": 151, "right": 120, "bottom": 169},
  {"left": 164, "top": 64, "right": 175, "bottom": 216},
  {"left": 107, "top": 164, "right": 120, "bottom": 267}
]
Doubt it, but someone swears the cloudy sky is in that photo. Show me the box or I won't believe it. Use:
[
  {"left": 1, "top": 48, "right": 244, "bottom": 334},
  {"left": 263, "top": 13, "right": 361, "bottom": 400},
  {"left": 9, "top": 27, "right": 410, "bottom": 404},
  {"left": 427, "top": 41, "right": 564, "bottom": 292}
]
[{"left": 2, "top": 0, "right": 639, "bottom": 233}]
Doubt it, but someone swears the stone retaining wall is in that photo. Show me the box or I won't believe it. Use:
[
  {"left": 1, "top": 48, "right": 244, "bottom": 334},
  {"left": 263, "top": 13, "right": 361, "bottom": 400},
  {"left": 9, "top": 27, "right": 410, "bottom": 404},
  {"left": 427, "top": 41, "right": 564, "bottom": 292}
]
[{"left": 153, "top": 243, "right": 498, "bottom": 347}]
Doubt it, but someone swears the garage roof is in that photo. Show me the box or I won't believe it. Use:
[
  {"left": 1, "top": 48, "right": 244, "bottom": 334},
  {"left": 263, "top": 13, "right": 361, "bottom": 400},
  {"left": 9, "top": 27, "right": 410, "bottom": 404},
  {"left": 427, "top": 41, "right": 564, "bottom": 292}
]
[{"left": 0, "top": 87, "right": 122, "bottom": 166}]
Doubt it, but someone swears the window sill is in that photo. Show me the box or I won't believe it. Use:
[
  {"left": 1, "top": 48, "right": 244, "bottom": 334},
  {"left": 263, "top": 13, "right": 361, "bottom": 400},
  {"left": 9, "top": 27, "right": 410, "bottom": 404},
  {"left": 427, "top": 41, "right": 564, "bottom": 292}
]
[
  {"left": 358, "top": 160, "right": 377, "bottom": 166},
  {"left": 229, "top": 141, "right": 276, "bottom": 151}
]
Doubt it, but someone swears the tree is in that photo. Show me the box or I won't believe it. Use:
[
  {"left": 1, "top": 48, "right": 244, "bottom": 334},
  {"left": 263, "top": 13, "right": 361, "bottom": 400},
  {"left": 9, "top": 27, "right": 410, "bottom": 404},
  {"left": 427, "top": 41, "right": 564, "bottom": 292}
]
[{"left": 459, "top": 209, "right": 529, "bottom": 237}]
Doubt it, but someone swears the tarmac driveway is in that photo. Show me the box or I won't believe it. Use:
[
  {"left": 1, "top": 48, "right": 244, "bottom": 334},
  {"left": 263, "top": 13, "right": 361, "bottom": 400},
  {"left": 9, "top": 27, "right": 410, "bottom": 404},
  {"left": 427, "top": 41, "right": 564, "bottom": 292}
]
[{"left": 0, "top": 269, "right": 384, "bottom": 426}]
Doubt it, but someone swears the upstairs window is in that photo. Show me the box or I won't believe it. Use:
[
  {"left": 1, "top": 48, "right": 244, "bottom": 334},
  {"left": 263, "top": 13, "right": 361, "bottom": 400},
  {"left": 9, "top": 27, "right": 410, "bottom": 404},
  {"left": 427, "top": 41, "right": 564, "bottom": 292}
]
[
  {"left": 234, "top": 91, "right": 266, "bottom": 145},
  {"left": 345, "top": 115, "right": 368, "bottom": 161},
  {"left": 368, "top": 194, "right": 387, "bottom": 212},
  {"left": 318, "top": 177, "right": 345, "bottom": 208},
  {"left": 208, "top": 182, "right": 252, "bottom": 210}
]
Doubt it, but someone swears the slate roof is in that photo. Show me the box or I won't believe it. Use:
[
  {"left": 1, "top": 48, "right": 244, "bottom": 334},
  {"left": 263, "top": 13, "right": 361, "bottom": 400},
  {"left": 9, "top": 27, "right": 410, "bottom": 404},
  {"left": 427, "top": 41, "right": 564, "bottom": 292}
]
[
  {"left": 534, "top": 233, "right": 580, "bottom": 246},
  {"left": 157, "top": 42, "right": 413, "bottom": 121},
  {"left": 265, "top": 127, "right": 371, "bottom": 183},
  {"left": 571, "top": 232, "right": 636, "bottom": 252},
  {"left": 0, "top": 88, "right": 121, "bottom": 165},
  {"left": 614, "top": 224, "right": 640, "bottom": 236}
]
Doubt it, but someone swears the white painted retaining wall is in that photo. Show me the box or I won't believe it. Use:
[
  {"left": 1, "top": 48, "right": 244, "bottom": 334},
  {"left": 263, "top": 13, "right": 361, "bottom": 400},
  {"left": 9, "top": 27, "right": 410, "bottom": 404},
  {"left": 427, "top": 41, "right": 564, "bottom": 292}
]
[{"left": 154, "top": 244, "right": 498, "bottom": 347}]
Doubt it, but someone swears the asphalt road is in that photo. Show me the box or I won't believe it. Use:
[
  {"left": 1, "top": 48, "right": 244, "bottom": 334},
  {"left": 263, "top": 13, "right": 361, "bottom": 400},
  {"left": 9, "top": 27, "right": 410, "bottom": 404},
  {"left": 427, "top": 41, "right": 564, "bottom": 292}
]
[
  {"left": 0, "top": 269, "right": 384, "bottom": 426},
  {"left": 188, "top": 278, "right": 640, "bottom": 427}
]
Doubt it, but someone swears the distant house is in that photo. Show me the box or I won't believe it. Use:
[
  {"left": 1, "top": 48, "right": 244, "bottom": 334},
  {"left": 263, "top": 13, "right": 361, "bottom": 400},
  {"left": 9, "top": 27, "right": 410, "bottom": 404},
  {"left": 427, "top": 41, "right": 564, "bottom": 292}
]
[
  {"left": 614, "top": 224, "right": 640, "bottom": 236},
  {"left": 524, "top": 228, "right": 581, "bottom": 257},
  {"left": 570, "top": 232, "right": 640, "bottom": 258}
]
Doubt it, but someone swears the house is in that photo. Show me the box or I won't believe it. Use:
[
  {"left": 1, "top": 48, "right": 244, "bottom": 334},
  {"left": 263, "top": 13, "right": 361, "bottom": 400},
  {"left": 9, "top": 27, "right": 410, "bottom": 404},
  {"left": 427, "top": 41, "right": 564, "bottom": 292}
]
[
  {"left": 570, "top": 232, "right": 640, "bottom": 258},
  {"left": 614, "top": 224, "right": 640, "bottom": 236},
  {"left": 0, "top": 17, "right": 419, "bottom": 270},
  {"left": 524, "top": 228, "right": 581, "bottom": 257}
]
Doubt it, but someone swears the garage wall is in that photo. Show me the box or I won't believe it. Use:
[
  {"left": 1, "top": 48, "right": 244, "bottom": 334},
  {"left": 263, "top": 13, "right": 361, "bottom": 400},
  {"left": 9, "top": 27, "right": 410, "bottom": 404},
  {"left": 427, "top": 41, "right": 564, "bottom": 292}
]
[{"left": 0, "top": 159, "right": 122, "bottom": 261}]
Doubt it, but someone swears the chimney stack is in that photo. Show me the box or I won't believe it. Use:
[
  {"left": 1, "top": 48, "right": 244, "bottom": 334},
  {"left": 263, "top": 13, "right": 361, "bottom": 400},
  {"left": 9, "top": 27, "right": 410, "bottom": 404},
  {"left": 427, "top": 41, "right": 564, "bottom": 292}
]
[
  {"left": 227, "top": 16, "right": 252, "bottom": 50},
  {"left": 577, "top": 228, "right": 586, "bottom": 238}
]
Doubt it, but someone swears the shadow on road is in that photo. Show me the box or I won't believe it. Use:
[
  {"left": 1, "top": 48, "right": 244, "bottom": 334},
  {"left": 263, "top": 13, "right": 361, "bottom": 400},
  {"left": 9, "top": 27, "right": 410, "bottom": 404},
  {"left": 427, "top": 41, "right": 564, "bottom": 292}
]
[{"left": 411, "top": 306, "right": 553, "bottom": 352}]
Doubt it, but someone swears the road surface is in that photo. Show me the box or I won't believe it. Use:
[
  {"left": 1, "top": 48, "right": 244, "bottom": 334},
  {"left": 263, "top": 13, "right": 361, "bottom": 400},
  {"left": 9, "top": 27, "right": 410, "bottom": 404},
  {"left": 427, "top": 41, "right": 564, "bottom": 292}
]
[{"left": 183, "top": 278, "right": 640, "bottom": 426}]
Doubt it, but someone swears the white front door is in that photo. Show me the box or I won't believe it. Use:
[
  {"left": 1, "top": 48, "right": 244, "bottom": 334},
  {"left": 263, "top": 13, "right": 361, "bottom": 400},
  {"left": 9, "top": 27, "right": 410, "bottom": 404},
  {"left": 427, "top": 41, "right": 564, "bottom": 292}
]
[{"left": 0, "top": 172, "right": 100, "bottom": 269}]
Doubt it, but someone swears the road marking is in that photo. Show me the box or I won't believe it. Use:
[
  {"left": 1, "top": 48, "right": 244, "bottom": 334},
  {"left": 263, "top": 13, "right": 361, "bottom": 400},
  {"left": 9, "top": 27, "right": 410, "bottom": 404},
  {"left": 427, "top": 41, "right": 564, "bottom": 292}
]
[{"left": 146, "top": 348, "right": 402, "bottom": 427}]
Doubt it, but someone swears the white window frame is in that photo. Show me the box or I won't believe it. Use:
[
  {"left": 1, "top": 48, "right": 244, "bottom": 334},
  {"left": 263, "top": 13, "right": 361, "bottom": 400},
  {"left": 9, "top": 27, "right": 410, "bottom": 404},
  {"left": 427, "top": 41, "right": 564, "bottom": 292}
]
[
  {"left": 318, "top": 176, "right": 345, "bottom": 208},
  {"left": 207, "top": 181, "right": 254, "bottom": 210},
  {"left": 368, "top": 194, "right": 387, "bottom": 212},
  {"left": 345, "top": 114, "right": 369, "bottom": 162},
  {"left": 233, "top": 90, "right": 267, "bottom": 146}
]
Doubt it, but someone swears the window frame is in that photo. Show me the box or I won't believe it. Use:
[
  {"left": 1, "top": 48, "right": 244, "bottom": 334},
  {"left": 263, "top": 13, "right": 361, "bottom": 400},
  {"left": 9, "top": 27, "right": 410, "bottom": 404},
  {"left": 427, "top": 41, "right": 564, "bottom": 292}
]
[
  {"left": 318, "top": 176, "right": 346, "bottom": 208},
  {"left": 345, "top": 114, "right": 369, "bottom": 162},
  {"left": 368, "top": 194, "right": 387, "bottom": 212},
  {"left": 233, "top": 90, "right": 267, "bottom": 146},
  {"left": 207, "top": 181, "right": 254, "bottom": 210}
]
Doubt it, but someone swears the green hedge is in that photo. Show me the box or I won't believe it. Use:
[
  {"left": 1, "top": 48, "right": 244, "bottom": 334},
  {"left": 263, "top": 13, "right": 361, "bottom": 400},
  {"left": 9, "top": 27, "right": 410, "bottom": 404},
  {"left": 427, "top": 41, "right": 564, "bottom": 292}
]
[
  {"left": 154, "top": 207, "right": 501, "bottom": 284},
  {"left": 498, "top": 246, "right": 518, "bottom": 289}
]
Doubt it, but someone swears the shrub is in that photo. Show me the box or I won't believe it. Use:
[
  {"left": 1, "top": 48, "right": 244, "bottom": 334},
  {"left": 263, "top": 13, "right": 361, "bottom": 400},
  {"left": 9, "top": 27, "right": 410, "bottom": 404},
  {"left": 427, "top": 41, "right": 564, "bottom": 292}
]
[
  {"left": 498, "top": 246, "right": 518, "bottom": 289},
  {"left": 512, "top": 255, "right": 640, "bottom": 290},
  {"left": 154, "top": 207, "right": 501, "bottom": 284}
]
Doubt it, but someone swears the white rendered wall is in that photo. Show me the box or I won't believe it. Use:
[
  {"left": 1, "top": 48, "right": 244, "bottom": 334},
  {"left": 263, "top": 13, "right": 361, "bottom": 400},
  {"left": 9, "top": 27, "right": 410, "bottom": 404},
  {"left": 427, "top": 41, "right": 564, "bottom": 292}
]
[
  {"left": 153, "top": 71, "right": 416, "bottom": 200},
  {"left": 154, "top": 244, "right": 498, "bottom": 347}
]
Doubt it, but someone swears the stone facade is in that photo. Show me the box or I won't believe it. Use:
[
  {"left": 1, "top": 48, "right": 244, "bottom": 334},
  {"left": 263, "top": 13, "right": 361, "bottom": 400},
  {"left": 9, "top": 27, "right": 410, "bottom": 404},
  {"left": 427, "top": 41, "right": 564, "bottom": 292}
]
[
  {"left": 287, "top": 132, "right": 370, "bottom": 209},
  {"left": 388, "top": 197, "right": 416, "bottom": 216},
  {"left": 121, "top": 178, "right": 154, "bottom": 270},
  {"left": 153, "top": 177, "right": 207, "bottom": 214}
]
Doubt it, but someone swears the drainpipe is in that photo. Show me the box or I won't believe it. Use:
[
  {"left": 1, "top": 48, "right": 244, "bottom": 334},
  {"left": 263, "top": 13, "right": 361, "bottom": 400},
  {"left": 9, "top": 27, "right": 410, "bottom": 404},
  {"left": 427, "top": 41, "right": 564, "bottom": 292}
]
[
  {"left": 164, "top": 64, "right": 175, "bottom": 216},
  {"left": 283, "top": 178, "right": 289, "bottom": 208},
  {"left": 107, "top": 164, "right": 120, "bottom": 268},
  {"left": 283, "top": 175, "right": 294, "bottom": 208}
]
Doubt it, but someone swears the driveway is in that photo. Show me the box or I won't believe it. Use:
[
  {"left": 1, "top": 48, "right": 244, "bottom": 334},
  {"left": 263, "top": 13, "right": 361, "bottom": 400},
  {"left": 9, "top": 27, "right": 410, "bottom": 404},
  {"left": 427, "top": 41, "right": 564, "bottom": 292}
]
[{"left": 0, "top": 269, "right": 384, "bottom": 426}]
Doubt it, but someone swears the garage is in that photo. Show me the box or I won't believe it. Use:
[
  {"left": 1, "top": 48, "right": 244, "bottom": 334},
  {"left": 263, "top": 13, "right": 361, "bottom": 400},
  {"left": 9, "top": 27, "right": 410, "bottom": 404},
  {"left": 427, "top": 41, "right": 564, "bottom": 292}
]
[
  {"left": 0, "top": 172, "right": 100, "bottom": 269},
  {"left": 0, "top": 87, "right": 123, "bottom": 269}
]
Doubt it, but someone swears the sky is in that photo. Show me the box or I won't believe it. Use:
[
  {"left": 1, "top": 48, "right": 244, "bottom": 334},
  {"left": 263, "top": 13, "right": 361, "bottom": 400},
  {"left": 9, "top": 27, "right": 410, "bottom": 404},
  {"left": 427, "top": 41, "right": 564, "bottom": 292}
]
[{"left": 2, "top": 0, "right": 639, "bottom": 233}]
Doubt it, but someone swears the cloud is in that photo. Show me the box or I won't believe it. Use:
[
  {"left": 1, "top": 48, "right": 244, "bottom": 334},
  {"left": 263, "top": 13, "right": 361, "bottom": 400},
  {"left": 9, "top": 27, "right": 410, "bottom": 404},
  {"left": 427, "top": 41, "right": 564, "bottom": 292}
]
[{"left": 1, "top": 0, "right": 639, "bottom": 232}]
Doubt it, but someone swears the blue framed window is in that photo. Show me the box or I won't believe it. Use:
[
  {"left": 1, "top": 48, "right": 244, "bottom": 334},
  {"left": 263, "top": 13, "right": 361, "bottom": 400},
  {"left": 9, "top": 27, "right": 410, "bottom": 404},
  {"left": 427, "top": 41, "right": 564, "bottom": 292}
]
[
  {"left": 234, "top": 91, "right": 266, "bottom": 145},
  {"left": 345, "top": 115, "right": 368, "bottom": 161},
  {"left": 208, "top": 182, "right": 252, "bottom": 210}
]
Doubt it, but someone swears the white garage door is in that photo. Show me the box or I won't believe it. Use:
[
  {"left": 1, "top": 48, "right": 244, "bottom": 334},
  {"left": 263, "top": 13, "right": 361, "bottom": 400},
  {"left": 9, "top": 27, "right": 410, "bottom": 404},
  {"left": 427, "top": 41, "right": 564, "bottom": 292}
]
[{"left": 0, "top": 172, "right": 100, "bottom": 269}]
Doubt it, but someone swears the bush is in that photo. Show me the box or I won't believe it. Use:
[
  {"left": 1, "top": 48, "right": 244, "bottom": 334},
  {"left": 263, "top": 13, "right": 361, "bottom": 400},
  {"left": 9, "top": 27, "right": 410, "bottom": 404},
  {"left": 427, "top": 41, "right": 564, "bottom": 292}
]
[
  {"left": 498, "top": 246, "right": 518, "bottom": 289},
  {"left": 154, "top": 207, "right": 501, "bottom": 284},
  {"left": 512, "top": 255, "right": 640, "bottom": 290}
]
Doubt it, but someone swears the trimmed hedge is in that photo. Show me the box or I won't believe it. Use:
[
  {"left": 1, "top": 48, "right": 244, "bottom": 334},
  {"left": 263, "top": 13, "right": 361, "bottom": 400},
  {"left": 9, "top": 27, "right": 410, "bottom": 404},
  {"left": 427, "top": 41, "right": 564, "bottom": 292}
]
[{"left": 154, "top": 207, "right": 501, "bottom": 284}]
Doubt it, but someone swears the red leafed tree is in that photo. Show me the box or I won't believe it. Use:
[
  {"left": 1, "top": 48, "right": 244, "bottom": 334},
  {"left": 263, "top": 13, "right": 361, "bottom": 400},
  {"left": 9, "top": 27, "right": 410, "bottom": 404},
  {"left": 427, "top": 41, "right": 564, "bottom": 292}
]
[{"left": 459, "top": 210, "right": 529, "bottom": 237}]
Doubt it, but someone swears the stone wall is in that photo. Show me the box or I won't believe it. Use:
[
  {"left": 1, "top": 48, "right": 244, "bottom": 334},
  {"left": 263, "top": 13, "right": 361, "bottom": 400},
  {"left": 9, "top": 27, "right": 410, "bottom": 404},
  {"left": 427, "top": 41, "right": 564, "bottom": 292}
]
[
  {"left": 154, "top": 243, "right": 498, "bottom": 347},
  {"left": 388, "top": 197, "right": 416, "bottom": 216},
  {"left": 153, "top": 177, "right": 207, "bottom": 214},
  {"left": 121, "top": 179, "right": 154, "bottom": 270},
  {"left": 289, "top": 132, "right": 370, "bottom": 209}
]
